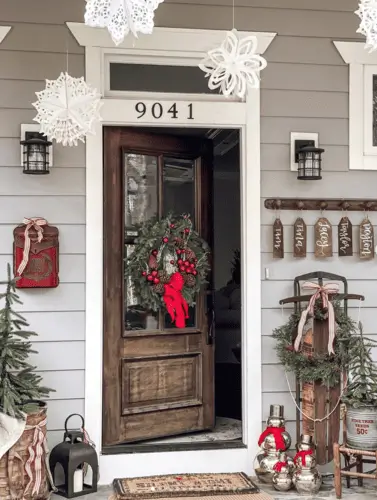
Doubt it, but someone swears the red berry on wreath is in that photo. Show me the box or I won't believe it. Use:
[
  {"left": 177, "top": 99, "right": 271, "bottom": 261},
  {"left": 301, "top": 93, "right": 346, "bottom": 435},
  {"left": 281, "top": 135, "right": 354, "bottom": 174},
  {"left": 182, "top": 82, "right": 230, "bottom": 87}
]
[
  {"left": 163, "top": 237, "right": 169, "bottom": 243},
  {"left": 142, "top": 271, "right": 147, "bottom": 276},
  {"left": 177, "top": 259, "right": 183, "bottom": 265},
  {"left": 186, "top": 269, "right": 192, "bottom": 274},
  {"left": 184, "top": 228, "right": 190, "bottom": 234},
  {"left": 170, "top": 224, "right": 175, "bottom": 228},
  {"left": 177, "top": 249, "right": 182, "bottom": 255},
  {"left": 193, "top": 270, "right": 198, "bottom": 276},
  {"left": 152, "top": 250, "right": 158, "bottom": 256},
  {"left": 147, "top": 275, "right": 154, "bottom": 282},
  {"left": 151, "top": 270, "right": 158, "bottom": 277},
  {"left": 190, "top": 263, "right": 195, "bottom": 268},
  {"left": 179, "top": 266, "right": 186, "bottom": 272},
  {"left": 170, "top": 260, "right": 175, "bottom": 264},
  {"left": 153, "top": 278, "right": 160, "bottom": 284},
  {"left": 185, "top": 261, "right": 190, "bottom": 267}
]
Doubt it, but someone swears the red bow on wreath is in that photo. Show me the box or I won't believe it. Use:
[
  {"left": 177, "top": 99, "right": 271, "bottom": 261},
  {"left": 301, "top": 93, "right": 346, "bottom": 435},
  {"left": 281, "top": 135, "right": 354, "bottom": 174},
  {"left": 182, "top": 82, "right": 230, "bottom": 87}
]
[{"left": 163, "top": 272, "right": 189, "bottom": 328}]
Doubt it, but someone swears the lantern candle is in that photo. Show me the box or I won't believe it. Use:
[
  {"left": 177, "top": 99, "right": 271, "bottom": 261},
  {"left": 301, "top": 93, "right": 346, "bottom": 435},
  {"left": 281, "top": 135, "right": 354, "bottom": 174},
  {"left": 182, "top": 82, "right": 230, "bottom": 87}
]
[{"left": 73, "top": 468, "right": 83, "bottom": 493}]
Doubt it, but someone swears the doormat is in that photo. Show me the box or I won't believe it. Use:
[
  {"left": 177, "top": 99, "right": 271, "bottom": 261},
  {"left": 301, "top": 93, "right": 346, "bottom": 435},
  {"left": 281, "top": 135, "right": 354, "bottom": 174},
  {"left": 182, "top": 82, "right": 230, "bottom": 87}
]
[{"left": 112, "top": 473, "right": 267, "bottom": 500}]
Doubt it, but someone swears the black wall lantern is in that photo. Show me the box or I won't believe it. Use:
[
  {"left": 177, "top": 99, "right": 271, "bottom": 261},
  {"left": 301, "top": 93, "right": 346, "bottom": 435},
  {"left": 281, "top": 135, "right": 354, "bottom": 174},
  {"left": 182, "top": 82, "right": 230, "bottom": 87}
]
[
  {"left": 20, "top": 132, "right": 52, "bottom": 175},
  {"left": 49, "top": 414, "right": 98, "bottom": 498},
  {"left": 296, "top": 144, "right": 325, "bottom": 181}
]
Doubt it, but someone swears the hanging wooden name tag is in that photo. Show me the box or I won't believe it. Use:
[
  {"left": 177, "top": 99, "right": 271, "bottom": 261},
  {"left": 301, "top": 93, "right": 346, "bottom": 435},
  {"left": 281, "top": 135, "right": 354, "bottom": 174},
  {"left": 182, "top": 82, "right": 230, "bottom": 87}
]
[
  {"left": 314, "top": 217, "right": 333, "bottom": 258},
  {"left": 359, "top": 218, "right": 375, "bottom": 260},
  {"left": 338, "top": 216, "right": 353, "bottom": 257},
  {"left": 293, "top": 217, "right": 307, "bottom": 258},
  {"left": 273, "top": 218, "right": 284, "bottom": 259}
]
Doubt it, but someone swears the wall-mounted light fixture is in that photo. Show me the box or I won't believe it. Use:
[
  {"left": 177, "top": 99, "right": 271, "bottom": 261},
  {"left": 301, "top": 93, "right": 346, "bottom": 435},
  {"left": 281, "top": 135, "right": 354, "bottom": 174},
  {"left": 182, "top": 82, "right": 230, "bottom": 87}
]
[
  {"left": 20, "top": 124, "right": 53, "bottom": 175},
  {"left": 297, "top": 144, "right": 325, "bottom": 180},
  {"left": 290, "top": 132, "right": 324, "bottom": 180}
]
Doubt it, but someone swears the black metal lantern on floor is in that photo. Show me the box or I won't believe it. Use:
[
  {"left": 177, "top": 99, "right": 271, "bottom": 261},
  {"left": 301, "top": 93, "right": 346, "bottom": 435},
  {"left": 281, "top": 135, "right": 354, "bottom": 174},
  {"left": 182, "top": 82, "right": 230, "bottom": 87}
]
[
  {"left": 297, "top": 145, "right": 324, "bottom": 180},
  {"left": 49, "top": 414, "right": 98, "bottom": 498},
  {"left": 20, "top": 134, "right": 52, "bottom": 175}
]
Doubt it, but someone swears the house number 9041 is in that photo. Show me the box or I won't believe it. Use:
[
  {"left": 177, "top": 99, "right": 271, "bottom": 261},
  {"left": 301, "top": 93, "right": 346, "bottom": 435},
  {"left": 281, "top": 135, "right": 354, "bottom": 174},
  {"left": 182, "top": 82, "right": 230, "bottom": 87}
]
[{"left": 135, "top": 102, "right": 194, "bottom": 120}]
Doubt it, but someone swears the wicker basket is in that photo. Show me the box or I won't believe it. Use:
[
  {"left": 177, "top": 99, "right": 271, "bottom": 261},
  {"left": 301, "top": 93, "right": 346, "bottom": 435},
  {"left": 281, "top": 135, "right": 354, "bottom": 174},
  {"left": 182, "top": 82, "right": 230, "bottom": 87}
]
[{"left": 0, "top": 402, "right": 49, "bottom": 500}]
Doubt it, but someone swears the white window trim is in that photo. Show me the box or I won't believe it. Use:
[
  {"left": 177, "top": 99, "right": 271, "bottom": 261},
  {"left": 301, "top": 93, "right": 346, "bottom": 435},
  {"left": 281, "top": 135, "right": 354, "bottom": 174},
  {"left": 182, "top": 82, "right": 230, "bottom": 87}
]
[
  {"left": 334, "top": 41, "right": 377, "bottom": 170},
  {"left": 0, "top": 26, "right": 11, "bottom": 44},
  {"left": 67, "top": 22, "right": 276, "bottom": 484}
]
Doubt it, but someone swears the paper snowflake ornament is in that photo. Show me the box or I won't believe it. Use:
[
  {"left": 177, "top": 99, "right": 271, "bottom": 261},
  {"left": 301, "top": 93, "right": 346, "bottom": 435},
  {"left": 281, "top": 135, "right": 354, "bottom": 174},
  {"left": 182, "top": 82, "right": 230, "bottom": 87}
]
[
  {"left": 85, "top": 0, "right": 164, "bottom": 46},
  {"left": 199, "top": 29, "right": 267, "bottom": 98},
  {"left": 33, "top": 72, "right": 102, "bottom": 147},
  {"left": 356, "top": 0, "right": 377, "bottom": 52}
]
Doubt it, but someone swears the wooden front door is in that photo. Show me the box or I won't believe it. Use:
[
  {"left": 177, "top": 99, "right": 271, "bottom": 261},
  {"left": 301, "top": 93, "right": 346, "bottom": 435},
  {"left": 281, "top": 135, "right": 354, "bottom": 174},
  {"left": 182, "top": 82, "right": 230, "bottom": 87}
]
[{"left": 103, "top": 127, "right": 214, "bottom": 446}]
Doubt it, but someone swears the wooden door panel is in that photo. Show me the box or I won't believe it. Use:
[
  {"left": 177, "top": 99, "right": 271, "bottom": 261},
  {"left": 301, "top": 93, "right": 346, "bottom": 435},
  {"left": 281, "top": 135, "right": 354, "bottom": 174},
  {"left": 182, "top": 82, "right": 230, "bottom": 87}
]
[
  {"left": 121, "top": 353, "right": 202, "bottom": 415},
  {"left": 103, "top": 126, "right": 214, "bottom": 447}
]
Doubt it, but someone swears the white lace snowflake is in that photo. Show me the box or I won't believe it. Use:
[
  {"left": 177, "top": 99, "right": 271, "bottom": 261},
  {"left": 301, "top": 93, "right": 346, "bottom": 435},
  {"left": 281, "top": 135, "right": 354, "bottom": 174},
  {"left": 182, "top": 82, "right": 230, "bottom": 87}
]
[
  {"left": 85, "top": 0, "right": 164, "bottom": 46},
  {"left": 199, "top": 29, "right": 267, "bottom": 99},
  {"left": 32, "top": 72, "right": 102, "bottom": 147},
  {"left": 356, "top": 0, "right": 377, "bottom": 52}
]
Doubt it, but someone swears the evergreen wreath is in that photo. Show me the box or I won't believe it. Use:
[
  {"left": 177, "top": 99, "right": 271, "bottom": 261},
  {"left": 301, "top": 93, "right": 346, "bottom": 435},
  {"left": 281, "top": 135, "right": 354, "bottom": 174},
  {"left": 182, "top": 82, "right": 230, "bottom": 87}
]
[
  {"left": 125, "top": 214, "right": 210, "bottom": 326},
  {"left": 273, "top": 300, "right": 357, "bottom": 387}
]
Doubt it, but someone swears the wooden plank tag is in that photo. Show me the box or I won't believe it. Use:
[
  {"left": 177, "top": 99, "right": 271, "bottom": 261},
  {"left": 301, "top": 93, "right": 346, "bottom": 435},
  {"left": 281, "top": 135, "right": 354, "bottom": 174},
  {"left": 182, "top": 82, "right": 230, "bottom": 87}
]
[
  {"left": 293, "top": 217, "right": 307, "bottom": 258},
  {"left": 273, "top": 218, "right": 284, "bottom": 259},
  {"left": 314, "top": 217, "right": 333, "bottom": 258},
  {"left": 338, "top": 216, "right": 353, "bottom": 257},
  {"left": 360, "top": 217, "right": 375, "bottom": 260}
]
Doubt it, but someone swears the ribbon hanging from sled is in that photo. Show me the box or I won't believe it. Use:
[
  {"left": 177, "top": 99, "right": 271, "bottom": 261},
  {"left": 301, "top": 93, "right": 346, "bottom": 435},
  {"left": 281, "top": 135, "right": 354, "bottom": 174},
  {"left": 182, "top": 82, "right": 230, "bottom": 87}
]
[{"left": 294, "top": 281, "right": 339, "bottom": 355}]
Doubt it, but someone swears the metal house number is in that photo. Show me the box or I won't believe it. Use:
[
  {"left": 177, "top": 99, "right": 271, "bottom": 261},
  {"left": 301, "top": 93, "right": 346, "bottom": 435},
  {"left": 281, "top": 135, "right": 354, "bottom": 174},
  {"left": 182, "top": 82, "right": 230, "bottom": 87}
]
[{"left": 135, "top": 102, "right": 194, "bottom": 120}]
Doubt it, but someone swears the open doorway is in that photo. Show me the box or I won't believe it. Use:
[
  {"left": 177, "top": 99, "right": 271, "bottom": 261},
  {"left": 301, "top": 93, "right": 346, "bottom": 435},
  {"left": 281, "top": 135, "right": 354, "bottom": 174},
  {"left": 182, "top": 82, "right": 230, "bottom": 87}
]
[{"left": 102, "top": 126, "right": 241, "bottom": 451}]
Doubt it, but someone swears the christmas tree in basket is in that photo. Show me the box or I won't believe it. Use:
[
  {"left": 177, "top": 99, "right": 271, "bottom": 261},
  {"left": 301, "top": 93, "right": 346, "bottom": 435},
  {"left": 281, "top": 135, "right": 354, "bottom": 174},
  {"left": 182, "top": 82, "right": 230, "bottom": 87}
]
[{"left": 0, "top": 264, "right": 51, "bottom": 418}]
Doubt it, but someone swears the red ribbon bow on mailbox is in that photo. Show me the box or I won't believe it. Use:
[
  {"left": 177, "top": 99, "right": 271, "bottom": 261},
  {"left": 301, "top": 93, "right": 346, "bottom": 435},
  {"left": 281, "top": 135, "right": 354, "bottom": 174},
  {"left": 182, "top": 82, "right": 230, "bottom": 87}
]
[{"left": 163, "top": 272, "right": 189, "bottom": 328}]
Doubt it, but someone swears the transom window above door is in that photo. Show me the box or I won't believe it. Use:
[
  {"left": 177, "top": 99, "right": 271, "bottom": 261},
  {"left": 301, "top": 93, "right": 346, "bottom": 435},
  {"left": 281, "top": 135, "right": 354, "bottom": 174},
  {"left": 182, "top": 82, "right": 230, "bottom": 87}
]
[{"left": 103, "top": 54, "right": 239, "bottom": 101}]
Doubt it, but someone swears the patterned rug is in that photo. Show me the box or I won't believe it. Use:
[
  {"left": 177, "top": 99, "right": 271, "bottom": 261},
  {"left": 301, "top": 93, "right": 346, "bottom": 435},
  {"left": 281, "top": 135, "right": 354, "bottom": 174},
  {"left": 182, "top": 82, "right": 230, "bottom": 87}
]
[{"left": 113, "top": 473, "right": 265, "bottom": 499}]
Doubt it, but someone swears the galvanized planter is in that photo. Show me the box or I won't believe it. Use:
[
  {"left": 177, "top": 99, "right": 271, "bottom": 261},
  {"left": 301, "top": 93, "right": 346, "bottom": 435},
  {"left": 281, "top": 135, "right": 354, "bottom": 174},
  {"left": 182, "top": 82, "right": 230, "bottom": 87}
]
[{"left": 346, "top": 406, "right": 377, "bottom": 450}]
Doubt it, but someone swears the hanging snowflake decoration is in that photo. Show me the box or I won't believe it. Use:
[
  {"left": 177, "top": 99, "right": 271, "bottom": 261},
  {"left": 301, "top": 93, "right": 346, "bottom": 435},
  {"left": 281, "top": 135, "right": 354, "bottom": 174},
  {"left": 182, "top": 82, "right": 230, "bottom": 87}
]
[
  {"left": 85, "top": 0, "right": 164, "bottom": 46},
  {"left": 32, "top": 72, "right": 102, "bottom": 147},
  {"left": 355, "top": 0, "right": 377, "bottom": 52},
  {"left": 199, "top": 29, "right": 267, "bottom": 99}
]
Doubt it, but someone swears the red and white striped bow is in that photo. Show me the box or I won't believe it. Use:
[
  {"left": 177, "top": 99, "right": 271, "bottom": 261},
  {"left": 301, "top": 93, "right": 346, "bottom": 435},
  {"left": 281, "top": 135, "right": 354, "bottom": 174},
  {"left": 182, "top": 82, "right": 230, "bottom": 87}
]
[{"left": 294, "top": 281, "right": 339, "bottom": 355}]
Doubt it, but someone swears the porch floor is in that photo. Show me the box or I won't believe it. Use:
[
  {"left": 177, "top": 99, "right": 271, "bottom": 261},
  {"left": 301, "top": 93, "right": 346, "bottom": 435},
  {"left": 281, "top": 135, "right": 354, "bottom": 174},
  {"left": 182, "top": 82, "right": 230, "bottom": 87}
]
[{"left": 51, "top": 477, "right": 377, "bottom": 500}]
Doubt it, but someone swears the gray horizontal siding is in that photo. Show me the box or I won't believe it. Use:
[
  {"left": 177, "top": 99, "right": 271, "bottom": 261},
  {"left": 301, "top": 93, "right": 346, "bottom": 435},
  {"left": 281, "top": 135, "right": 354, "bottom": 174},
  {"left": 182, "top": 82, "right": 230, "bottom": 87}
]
[
  {"left": 0, "top": 0, "right": 370, "bottom": 444},
  {"left": 0, "top": 0, "right": 85, "bottom": 445}
]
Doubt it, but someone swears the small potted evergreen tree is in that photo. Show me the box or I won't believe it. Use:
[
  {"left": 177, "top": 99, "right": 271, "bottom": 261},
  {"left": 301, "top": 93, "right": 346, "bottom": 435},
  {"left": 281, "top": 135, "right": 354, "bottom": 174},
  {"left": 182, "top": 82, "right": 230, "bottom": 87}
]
[
  {"left": 342, "top": 322, "right": 377, "bottom": 450},
  {"left": 0, "top": 264, "right": 52, "bottom": 499}
]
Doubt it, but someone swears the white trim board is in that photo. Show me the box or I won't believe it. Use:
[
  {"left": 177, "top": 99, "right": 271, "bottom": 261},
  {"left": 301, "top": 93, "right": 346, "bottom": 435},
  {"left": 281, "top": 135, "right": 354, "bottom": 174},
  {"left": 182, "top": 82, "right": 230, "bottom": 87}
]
[
  {"left": 68, "top": 23, "right": 275, "bottom": 484},
  {"left": 334, "top": 40, "right": 377, "bottom": 170},
  {"left": 0, "top": 27, "right": 11, "bottom": 44},
  {"left": 67, "top": 23, "right": 276, "bottom": 55}
]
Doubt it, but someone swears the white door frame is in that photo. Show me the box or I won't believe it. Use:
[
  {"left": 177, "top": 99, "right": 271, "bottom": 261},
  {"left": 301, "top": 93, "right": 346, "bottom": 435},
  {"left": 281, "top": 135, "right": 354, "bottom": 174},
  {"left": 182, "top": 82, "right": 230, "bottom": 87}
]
[{"left": 68, "top": 23, "right": 276, "bottom": 485}]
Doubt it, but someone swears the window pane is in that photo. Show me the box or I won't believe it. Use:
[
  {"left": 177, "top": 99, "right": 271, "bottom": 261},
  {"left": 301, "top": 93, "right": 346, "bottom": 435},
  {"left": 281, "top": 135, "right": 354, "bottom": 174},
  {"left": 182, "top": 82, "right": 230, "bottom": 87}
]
[
  {"left": 124, "top": 245, "right": 159, "bottom": 332},
  {"left": 373, "top": 75, "right": 377, "bottom": 147},
  {"left": 124, "top": 155, "right": 159, "bottom": 333},
  {"left": 164, "top": 307, "right": 196, "bottom": 329},
  {"left": 110, "top": 63, "right": 217, "bottom": 94},
  {"left": 163, "top": 157, "right": 195, "bottom": 219},
  {"left": 124, "top": 153, "right": 158, "bottom": 231}
]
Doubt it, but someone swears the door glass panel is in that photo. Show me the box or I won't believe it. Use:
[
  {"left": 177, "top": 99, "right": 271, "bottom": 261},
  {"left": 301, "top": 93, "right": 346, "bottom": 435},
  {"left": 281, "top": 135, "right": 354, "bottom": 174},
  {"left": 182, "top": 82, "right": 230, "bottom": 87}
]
[
  {"left": 124, "top": 154, "right": 159, "bottom": 332},
  {"left": 124, "top": 244, "right": 159, "bottom": 332},
  {"left": 164, "top": 307, "right": 196, "bottom": 329},
  {"left": 163, "top": 157, "right": 196, "bottom": 219},
  {"left": 124, "top": 153, "right": 158, "bottom": 233},
  {"left": 163, "top": 157, "right": 197, "bottom": 328}
]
